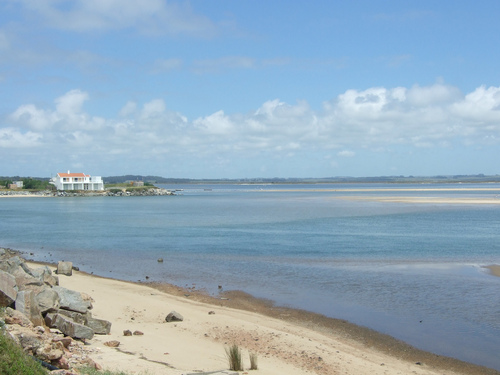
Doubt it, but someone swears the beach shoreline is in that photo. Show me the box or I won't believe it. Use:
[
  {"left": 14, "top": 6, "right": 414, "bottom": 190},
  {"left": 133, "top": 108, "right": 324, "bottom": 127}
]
[{"left": 15, "top": 256, "right": 500, "bottom": 375}]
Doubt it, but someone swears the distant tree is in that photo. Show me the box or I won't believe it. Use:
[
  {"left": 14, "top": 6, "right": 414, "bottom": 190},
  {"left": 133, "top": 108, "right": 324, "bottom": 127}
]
[
  {"left": 22, "top": 178, "right": 53, "bottom": 190},
  {"left": 1, "top": 179, "right": 13, "bottom": 188}
]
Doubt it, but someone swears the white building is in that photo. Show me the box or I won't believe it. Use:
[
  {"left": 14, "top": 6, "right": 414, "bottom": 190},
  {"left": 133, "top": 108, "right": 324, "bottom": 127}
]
[{"left": 51, "top": 171, "right": 104, "bottom": 191}]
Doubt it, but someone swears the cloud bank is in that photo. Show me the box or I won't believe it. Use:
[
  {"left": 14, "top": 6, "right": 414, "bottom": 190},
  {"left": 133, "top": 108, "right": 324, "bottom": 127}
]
[{"left": 3, "top": 83, "right": 500, "bottom": 177}]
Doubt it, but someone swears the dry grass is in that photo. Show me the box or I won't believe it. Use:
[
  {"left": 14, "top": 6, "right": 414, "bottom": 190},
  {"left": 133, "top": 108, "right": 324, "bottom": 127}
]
[{"left": 225, "top": 344, "right": 243, "bottom": 371}]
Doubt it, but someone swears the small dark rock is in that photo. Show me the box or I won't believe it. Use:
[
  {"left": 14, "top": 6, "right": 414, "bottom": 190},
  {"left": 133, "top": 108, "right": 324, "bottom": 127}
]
[
  {"left": 123, "top": 330, "right": 132, "bottom": 336},
  {"left": 165, "top": 311, "right": 184, "bottom": 322}
]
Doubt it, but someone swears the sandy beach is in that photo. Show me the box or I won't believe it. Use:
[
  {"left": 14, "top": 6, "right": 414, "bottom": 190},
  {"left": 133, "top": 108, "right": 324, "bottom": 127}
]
[{"left": 24, "top": 262, "right": 499, "bottom": 375}]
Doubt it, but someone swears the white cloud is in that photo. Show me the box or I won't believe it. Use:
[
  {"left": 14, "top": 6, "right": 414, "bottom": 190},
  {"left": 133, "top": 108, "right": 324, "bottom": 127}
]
[
  {"left": 338, "top": 150, "right": 355, "bottom": 157},
  {"left": 119, "top": 101, "right": 137, "bottom": 117},
  {"left": 4, "top": 84, "right": 500, "bottom": 175},
  {"left": 19, "top": 0, "right": 217, "bottom": 37},
  {"left": 0, "top": 127, "right": 42, "bottom": 148}
]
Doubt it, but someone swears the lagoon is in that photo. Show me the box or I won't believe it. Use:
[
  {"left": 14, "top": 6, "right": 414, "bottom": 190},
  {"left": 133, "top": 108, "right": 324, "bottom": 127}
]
[{"left": 1, "top": 183, "right": 500, "bottom": 370}]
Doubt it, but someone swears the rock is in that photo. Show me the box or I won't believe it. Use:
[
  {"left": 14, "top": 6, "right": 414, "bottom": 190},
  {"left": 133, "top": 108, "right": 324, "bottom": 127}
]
[
  {"left": 35, "top": 340, "right": 65, "bottom": 362},
  {"left": 0, "top": 256, "right": 23, "bottom": 274},
  {"left": 15, "top": 290, "right": 44, "bottom": 326},
  {"left": 31, "top": 266, "right": 59, "bottom": 287},
  {"left": 104, "top": 340, "right": 120, "bottom": 347},
  {"left": 58, "top": 309, "right": 91, "bottom": 324},
  {"left": 157, "top": 258, "right": 164, "bottom": 263},
  {"left": 50, "top": 314, "right": 95, "bottom": 340},
  {"left": 56, "top": 261, "right": 73, "bottom": 276},
  {"left": 35, "top": 287, "right": 60, "bottom": 313},
  {"left": 0, "top": 269, "right": 17, "bottom": 307},
  {"left": 123, "top": 329, "right": 132, "bottom": 336},
  {"left": 165, "top": 311, "right": 184, "bottom": 322},
  {"left": 14, "top": 327, "right": 43, "bottom": 354},
  {"left": 208, "top": 310, "right": 215, "bottom": 315},
  {"left": 52, "top": 336, "right": 73, "bottom": 349},
  {"left": 5, "top": 307, "right": 33, "bottom": 327},
  {"left": 53, "top": 286, "right": 92, "bottom": 313},
  {"left": 133, "top": 330, "right": 144, "bottom": 335},
  {"left": 86, "top": 316, "right": 112, "bottom": 335}
]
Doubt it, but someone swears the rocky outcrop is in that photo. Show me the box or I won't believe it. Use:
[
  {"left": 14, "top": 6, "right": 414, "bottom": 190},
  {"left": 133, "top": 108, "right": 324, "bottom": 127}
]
[
  {"left": 0, "top": 249, "right": 111, "bottom": 372},
  {"left": 0, "top": 187, "right": 176, "bottom": 197},
  {"left": 0, "top": 249, "right": 111, "bottom": 340}
]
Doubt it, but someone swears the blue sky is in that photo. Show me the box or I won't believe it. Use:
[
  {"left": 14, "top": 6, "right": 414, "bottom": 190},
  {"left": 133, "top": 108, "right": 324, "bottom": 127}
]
[{"left": 1, "top": 0, "right": 500, "bottom": 179}]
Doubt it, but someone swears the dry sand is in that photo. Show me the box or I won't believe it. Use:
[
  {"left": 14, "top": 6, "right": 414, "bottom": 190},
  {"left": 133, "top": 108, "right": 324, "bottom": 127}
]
[{"left": 27, "top": 262, "right": 499, "bottom": 375}]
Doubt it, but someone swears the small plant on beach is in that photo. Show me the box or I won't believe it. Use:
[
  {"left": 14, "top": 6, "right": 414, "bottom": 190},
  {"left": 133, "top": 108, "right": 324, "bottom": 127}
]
[
  {"left": 249, "top": 352, "right": 258, "bottom": 370},
  {"left": 225, "top": 344, "right": 243, "bottom": 371}
]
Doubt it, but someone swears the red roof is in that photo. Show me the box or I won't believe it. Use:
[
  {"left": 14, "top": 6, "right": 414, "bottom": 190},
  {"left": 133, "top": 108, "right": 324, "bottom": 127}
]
[{"left": 57, "top": 173, "right": 90, "bottom": 178}]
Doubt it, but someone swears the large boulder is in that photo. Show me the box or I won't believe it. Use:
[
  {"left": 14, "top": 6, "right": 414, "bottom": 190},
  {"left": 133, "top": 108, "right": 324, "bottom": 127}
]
[
  {"left": 56, "top": 309, "right": 111, "bottom": 335},
  {"left": 31, "top": 266, "right": 59, "bottom": 287},
  {"left": 45, "top": 313, "right": 95, "bottom": 340},
  {"left": 0, "top": 256, "right": 23, "bottom": 274},
  {"left": 0, "top": 269, "right": 17, "bottom": 307},
  {"left": 86, "top": 316, "right": 112, "bottom": 335},
  {"left": 53, "top": 286, "right": 92, "bottom": 313},
  {"left": 56, "top": 261, "right": 73, "bottom": 276},
  {"left": 35, "top": 287, "right": 60, "bottom": 313},
  {"left": 15, "top": 290, "right": 44, "bottom": 326}
]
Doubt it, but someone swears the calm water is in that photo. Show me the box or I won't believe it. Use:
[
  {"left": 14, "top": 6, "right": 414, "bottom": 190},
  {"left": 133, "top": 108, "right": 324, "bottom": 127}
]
[{"left": 1, "top": 183, "right": 500, "bottom": 370}]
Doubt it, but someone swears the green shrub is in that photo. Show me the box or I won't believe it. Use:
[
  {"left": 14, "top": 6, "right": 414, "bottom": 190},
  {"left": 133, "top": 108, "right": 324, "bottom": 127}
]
[{"left": 225, "top": 344, "right": 243, "bottom": 371}]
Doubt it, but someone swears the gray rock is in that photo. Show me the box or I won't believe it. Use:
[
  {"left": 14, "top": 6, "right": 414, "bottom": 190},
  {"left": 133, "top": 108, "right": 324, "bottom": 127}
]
[
  {"left": 31, "top": 266, "right": 59, "bottom": 287},
  {"left": 15, "top": 290, "right": 44, "bottom": 326},
  {"left": 0, "top": 269, "right": 18, "bottom": 307},
  {"left": 53, "top": 286, "right": 92, "bottom": 313},
  {"left": 86, "top": 316, "right": 112, "bottom": 335},
  {"left": 51, "top": 314, "right": 94, "bottom": 340},
  {"left": 56, "top": 261, "right": 73, "bottom": 276},
  {"left": 0, "top": 256, "right": 23, "bottom": 274},
  {"left": 165, "top": 310, "right": 184, "bottom": 322},
  {"left": 35, "top": 288, "right": 60, "bottom": 313},
  {"left": 57, "top": 309, "right": 90, "bottom": 325}
]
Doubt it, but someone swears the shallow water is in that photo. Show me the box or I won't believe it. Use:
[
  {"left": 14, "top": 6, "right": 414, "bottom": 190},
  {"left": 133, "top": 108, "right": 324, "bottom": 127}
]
[{"left": 1, "top": 183, "right": 500, "bottom": 370}]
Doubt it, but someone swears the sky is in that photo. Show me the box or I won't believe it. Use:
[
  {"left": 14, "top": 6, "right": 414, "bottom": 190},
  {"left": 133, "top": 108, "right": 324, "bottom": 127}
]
[{"left": 1, "top": 0, "right": 500, "bottom": 179}]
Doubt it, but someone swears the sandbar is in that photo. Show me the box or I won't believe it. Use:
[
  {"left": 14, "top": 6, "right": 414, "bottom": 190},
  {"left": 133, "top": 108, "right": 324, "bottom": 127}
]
[
  {"left": 25, "top": 261, "right": 499, "bottom": 375},
  {"left": 485, "top": 265, "right": 500, "bottom": 277},
  {"left": 338, "top": 196, "right": 500, "bottom": 204}
]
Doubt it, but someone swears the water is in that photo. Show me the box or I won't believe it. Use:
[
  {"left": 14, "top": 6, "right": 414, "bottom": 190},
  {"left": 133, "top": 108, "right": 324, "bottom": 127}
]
[{"left": 1, "top": 183, "right": 500, "bottom": 370}]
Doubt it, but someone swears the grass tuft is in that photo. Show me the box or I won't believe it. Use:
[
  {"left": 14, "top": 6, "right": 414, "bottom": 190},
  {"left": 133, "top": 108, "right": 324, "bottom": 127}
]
[
  {"left": 225, "top": 344, "right": 243, "bottom": 371},
  {"left": 249, "top": 352, "right": 258, "bottom": 370}
]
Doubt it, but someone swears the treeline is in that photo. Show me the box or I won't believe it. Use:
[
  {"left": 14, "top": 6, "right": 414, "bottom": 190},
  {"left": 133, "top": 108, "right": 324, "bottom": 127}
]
[{"left": 0, "top": 178, "right": 54, "bottom": 190}]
